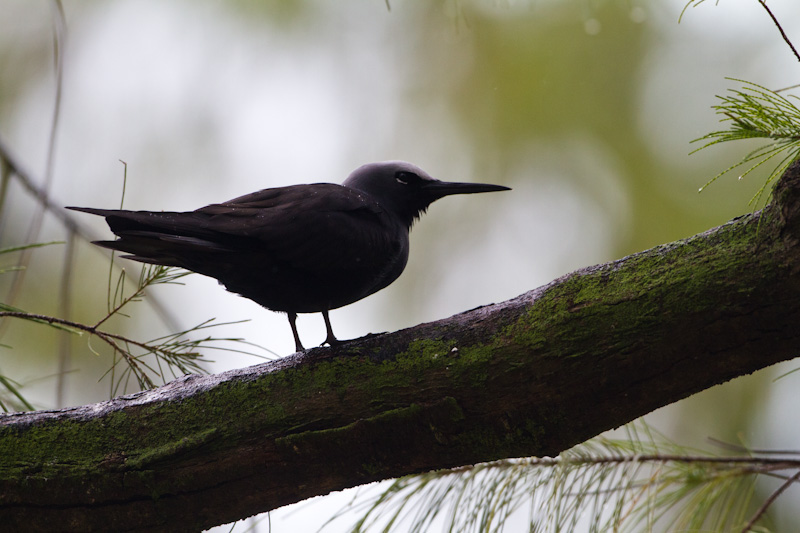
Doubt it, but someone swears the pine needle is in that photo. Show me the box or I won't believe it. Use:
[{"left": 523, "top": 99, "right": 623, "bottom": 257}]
[
  {"left": 692, "top": 79, "right": 800, "bottom": 207},
  {"left": 329, "top": 421, "right": 796, "bottom": 533}
]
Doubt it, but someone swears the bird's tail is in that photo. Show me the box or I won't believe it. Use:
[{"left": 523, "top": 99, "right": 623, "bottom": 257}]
[{"left": 66, "top": 206, "right": 234, "bottom": 267}]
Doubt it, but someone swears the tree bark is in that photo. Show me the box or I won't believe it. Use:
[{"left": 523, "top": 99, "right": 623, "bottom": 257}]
[{"left": 3, "top": 163, "right": 800, "bottom": 532}]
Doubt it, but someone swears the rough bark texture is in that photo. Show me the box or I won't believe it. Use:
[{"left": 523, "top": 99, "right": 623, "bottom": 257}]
[{"left": 2, "top": 163, "right": 800, "bottom": 532}]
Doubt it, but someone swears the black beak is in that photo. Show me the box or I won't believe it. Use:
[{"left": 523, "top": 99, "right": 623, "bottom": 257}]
[{"left": 422, "top": 180, "right": 511, "bottom": 199}]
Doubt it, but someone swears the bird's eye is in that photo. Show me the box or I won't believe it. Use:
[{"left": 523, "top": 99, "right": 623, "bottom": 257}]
[{"left": 395, "top": 171, "right": 415, "bottom": 185}]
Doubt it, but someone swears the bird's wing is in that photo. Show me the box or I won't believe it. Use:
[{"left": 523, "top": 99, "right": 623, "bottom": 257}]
[
  {"left": 195, "top": 184, "right": 402, "bottom": 272},
  {"left": 70, "top": 184, "right": 401, "bottom": 275}
]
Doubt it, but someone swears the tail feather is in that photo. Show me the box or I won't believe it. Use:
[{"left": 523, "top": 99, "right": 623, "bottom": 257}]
[
  {"left": 67, "top": 206, "right": 212, "bottom": 236},
  {"left": 67, "top": 206, "right": 235, "bottom": 268}
]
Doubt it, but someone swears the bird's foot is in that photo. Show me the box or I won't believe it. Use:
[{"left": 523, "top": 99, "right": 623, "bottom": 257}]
[
  {"left": 321, "top": 335, "right": 342, "bottom": 348},
  {"left": 319, "top": 332, "right": 386, "bottom": 348}
]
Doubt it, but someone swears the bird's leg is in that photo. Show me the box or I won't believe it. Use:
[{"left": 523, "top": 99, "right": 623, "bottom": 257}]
[
  {"left": 321, "top": 310, "right": 340, "bottom": 347},
  {"left": 287, "top": 312, "right": 304, "bottom": 352}
]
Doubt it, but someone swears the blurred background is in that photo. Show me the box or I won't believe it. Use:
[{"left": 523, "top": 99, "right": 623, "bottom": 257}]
[{"left": 1, "top": 0, "right": 800, "bottom": 530}]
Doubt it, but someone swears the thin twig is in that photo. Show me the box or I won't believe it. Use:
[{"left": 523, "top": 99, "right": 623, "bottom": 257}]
[
  {"left": 758, "top": 0, "right": 800, "bottom": 63},
  {"left": 741, "top": 469, "right": 800, "bottom": 532},
  {"left": 528, "top": 454, "right": 800, "bottom": 468},
  {"left": 93, "top": 267, "right": 163, "bottom": 330},
  {"left": 1, "top": 310, "right": 160, "bottom": 354},
  {"left": 55, "top": 228, "right": 75, "bottom": 407},
  {"left": 708, "top": 436, "right": 800, "bottom": 456},
  {"left": 0, "top": 310, "right": 205, "bottom": 391},
  {"left": 5, "top": 0, "right": 67, "bottom": 311}
]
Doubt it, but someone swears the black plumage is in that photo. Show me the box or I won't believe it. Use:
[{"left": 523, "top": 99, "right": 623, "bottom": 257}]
[{"left": 67, "top": 161, "right": 510, "bottom": 351}]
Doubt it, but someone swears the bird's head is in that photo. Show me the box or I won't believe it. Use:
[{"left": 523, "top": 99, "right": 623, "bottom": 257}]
[{"left": 342, "top": 161, "right": 510, "bottom": 228}]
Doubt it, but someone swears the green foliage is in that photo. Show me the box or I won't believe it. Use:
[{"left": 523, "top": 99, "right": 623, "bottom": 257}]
[
  {"left": 0, "top": 241, "right": 65, "bottom": 411},
  {"left": 90, "top": 263, "right": 208, "bottom": 396},
  {"left": 0, "top": 374, "right": 33, "bottom": 412},
  {"left": 0, "top": 229, "right": 272, "bottom": 410},
  {"left": 328, "top": 422, "right": 790, "bottom": 533},
  {"left": 693, "top": 79, "right": 800, "bottom": 206}
]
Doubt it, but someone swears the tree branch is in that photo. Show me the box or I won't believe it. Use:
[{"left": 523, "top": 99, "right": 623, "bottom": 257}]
[
  {"left": 3, "top": 162, "right": 800, "bottom": 532},
  {"left": 757, "top": 0, "right": 800, "bottom": 63}
]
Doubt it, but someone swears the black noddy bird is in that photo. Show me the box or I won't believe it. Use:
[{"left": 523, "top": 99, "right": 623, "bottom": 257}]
[{"left": 68, "top": 161, "right": 510, "bottom": 352}]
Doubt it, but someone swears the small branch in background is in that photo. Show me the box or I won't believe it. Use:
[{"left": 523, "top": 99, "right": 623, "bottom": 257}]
[
  {"left": 55, "top": 229, "right": 76, "bottom": 408},
  {"left": 0, "top": 308, "right": 256, "bottom": 395},
  {"left": 5, "top": 0, "right": 67, "bottom": 312},
  {"left": 0, "top": 152, "right": 10, "bottom": 219},
  {"left": 776, "top": 83, "right": 800, "bottom": 94},
  {"left": 757, "top": 0, "right": 800, "bottom": 63},
  {"left": 741, "top": 469, "right": 800, "bottom": 532}
]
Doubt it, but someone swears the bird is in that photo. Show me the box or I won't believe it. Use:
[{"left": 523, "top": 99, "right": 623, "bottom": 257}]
[{"left": 67, "top": 161, "right": 510, "bottom": 352}]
